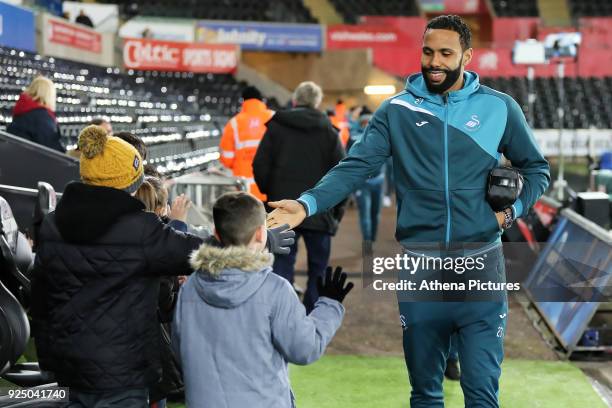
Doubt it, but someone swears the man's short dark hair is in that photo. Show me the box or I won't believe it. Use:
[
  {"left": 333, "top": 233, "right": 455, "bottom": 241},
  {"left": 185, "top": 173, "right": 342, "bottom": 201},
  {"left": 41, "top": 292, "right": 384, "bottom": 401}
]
[
  {"left": 241, "top": 86, "right": 263, "bottom": 101},
  {"left": 113, "top": 131, "right": 148, "bottom": 161},
  {"left": 425, "top": 15, "right": 472, "bottom": 50},
  {"left": 213, "top": 191, "right": 265, "bottom": 246}
]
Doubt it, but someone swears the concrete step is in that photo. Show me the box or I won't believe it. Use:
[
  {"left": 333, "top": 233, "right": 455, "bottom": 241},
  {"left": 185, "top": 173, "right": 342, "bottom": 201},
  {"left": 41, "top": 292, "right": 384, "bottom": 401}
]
[{"left": 303, "top": 0, "right": 344, "bottom": 25}]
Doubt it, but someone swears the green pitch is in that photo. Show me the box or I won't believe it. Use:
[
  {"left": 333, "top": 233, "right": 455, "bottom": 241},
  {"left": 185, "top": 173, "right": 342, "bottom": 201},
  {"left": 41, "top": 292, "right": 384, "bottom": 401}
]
[
  {"left": 289, "top": 355, "right": 607, "bottom": 408},
  {"left": 3, "top": 355, "right": 599, "bottom": 407},
  {"left": 167, "top": 355, "right": 606, "bottom": 408}
]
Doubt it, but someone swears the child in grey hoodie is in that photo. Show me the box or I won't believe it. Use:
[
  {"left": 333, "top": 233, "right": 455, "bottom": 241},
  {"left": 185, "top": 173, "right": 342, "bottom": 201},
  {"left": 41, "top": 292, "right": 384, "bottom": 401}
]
[{"left": 173, "top": 191, "right": 352, "bottom": 408}]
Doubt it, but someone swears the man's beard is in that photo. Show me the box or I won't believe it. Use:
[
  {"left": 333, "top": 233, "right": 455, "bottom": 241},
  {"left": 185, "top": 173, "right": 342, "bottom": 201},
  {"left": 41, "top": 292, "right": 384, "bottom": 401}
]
[{"left": 421, "top": 65, "right": 462, "bottom": 94}]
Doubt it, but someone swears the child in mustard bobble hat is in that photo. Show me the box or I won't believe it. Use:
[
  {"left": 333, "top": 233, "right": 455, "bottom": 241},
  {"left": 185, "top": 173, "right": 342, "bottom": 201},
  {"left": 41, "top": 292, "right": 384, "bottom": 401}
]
[
  {"left": 29, "top": 125, "right": 204, "bottom": 407},
  {"left": 78, "top": 125, "right": 145, "bottom": 193}
]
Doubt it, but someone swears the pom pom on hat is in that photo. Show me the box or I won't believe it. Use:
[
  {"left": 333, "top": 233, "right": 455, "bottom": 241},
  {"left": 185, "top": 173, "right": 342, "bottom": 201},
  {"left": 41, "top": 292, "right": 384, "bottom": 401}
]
[{"left": 78, "top": 125, "right": 107, "bottom": 159}]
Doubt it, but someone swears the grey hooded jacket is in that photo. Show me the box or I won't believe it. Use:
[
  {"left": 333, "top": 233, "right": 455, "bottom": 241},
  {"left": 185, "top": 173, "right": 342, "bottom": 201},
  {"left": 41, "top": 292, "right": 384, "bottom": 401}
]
[{"left": 172, "top": 244, "right": 345, "bottom": 408}]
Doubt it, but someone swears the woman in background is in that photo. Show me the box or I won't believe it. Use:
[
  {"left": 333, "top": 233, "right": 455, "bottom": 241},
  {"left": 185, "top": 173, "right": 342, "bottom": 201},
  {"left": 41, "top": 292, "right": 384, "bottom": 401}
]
[{"left": 8, "top": 76, "right": 64, "bottom": 152}]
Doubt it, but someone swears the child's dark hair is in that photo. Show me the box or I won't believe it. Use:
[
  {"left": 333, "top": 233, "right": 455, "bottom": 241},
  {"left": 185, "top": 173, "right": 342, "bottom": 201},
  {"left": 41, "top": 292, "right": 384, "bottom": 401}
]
[
  {"left": 114, "top": 131, "right": 148, "bottom": 161},
  {"left": 425, "top": 15, "right": 472, "bottom": 50},
  {"left": 213, "top": 191, "right": 266, "bottom": 246}
]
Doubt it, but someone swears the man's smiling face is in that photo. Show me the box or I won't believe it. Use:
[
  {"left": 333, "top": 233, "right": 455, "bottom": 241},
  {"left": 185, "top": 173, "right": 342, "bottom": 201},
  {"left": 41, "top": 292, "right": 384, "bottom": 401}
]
[{"left": 421, "top": 28, "right": 472, "bottom": 94}]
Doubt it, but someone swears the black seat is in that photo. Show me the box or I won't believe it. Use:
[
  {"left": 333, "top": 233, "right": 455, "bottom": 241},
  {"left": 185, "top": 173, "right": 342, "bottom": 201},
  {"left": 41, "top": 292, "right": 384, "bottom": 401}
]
[
  {"left": 0, "top": 195, "right": 56, "bottom": 392},
  {"left": 32, "top": 182, "right": 57, "bottom": 253},
  {"left": 0, "top": 196, "right": 31, "bottom": 304},
  {"left": 0, "top": 280, "right": 29, "bottom": 376}
]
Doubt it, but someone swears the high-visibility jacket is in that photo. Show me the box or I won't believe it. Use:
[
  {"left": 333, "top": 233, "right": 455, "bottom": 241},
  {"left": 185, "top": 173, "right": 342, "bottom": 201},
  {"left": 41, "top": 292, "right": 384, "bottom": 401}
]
[
  {"left": 331, "top": 102, "right": 350, "bottom": 147},
  {"left": 219, "top": 98, "right": 274, "bottom": 201}
]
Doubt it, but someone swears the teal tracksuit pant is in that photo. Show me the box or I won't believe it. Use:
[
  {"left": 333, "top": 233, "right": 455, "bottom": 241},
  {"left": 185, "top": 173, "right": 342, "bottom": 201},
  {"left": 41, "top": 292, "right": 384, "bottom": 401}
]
[{"left": 398, "top": 244, "right": 508, "bottom": 408}]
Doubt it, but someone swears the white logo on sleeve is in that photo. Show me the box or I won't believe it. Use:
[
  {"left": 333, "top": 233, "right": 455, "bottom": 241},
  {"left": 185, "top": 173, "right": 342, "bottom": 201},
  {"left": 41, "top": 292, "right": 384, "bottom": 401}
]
[
  {"left": 416, "top": 121, "right": 429, "bottom": 127},
  {"left": 497, "top": 326, "right": 504, "bottom": 338},
  {"left": 499, "top": 313, "right": 507, "bottom": 319}
]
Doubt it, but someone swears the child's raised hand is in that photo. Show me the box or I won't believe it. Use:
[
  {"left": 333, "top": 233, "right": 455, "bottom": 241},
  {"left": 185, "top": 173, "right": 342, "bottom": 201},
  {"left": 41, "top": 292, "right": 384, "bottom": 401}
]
[
  {"left": 169, "top": 194, "right": 192, "bottom": 222},
  {"left": 317, "top": 266, "right": 353, "bottom": 304}
]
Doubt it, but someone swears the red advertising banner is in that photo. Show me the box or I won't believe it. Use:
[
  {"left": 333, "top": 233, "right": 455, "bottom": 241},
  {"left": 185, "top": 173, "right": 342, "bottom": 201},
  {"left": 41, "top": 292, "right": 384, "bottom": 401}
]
[
  {"left": 474, "top": 48, "right": 612, "bottom": 77},
  {"left": 372, "top": 48, "right": 421, "bottom": 77},
  {"left": 48, "top": 18, "right": 102, "bottom": 53},
  {"left": 578, "top": 18, "right": 612, "bottom": 50},
  {"left": 326, "top": 25, "right": 408, "bottom": 49},
  {"left": 123, "top": 38, "right": 239, "bottom": 73},
  {"left": 492, "top": 18, "right": 539, "bottom": 48},
  {"left": 345, "top": 17, "right": 612, "bottom": 78},
  {"left": 328, "top": 18, "right": 426, "bottom": 75},
  {"left": 373, "top": 47, "right": 582, "bottom": 78}
]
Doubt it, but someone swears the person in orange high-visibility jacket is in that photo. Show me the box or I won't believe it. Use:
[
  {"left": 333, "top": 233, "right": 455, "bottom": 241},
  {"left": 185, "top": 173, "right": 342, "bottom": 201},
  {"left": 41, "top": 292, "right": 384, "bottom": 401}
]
[
  {"left": 219, "top": 86, "right": 274, "bottom": 201},
  {"left": 330, "top": 99, "right": 350, "bottom": 147}
]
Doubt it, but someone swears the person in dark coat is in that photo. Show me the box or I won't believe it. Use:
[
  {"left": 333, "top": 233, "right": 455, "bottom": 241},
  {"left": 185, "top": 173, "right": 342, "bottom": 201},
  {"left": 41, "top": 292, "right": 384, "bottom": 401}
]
[
  {"left": 30, "top": 125, "right": 203, "bottom": 407},
  {"left": 7, "top": 76, "right": 64, "bottom": 152},
  {"left": 253, "top": 81, "right": 345, "bottom": 313},
  {"left": 75, "top": 9, "right": 94, "bottom": 27}
]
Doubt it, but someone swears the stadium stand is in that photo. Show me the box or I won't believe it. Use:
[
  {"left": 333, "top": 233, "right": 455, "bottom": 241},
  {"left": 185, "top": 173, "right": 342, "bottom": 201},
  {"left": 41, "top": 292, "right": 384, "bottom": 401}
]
[
  {"left": 568, "top": 0, "right": 612, "bottom": 17},
  {"left": 489, "top": 0, "right": 539, "bottom": 17},
  {"left": 481, "top": 76, "right": 612, "bottom": 129},
  {"left": 328, "top": 0, "right": 420, "bottom": 24},
  {"left": 0, "top": 46, "right": 279, "bottom": 176},
  {"left": 103, "top": 0, "right": 317, "bottom": 22},
  {"left": 3, "top": 43, "right": 608, "bottom": 151}
]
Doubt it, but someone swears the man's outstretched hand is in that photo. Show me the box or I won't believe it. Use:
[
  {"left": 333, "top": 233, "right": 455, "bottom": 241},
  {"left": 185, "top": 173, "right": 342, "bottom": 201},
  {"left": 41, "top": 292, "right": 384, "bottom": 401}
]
[
  {"left": 317, "top": 266, "right": 354, "bottom": 304},
  {"left": 267, "top": 200, "right": 307, "bottom": 229}
]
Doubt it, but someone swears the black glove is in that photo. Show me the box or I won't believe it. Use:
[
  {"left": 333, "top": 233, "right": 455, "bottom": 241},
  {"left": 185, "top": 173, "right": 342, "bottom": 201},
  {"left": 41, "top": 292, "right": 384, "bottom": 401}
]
[
  {"left": 486, "top": 166, "right": 524, "bottom": 212},
  {"left": 317, "top": 266, "right": 354, "bottom": 303},
  {"left": 266, "top": 224, "right": 295, "bottom": 255}
]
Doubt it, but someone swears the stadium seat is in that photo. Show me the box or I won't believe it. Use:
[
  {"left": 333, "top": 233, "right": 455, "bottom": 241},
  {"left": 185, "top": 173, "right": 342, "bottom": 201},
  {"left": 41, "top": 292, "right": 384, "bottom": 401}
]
[
  {"left": 480, "top": 76, "right": 612, "bottom": 129},
  {"left": 329, "top": 0, "right": 419, "bottom": 24},
  {"left": 0, "top": 196, "right": 31, "bottom": 374},
  {"left": 31, "top": 182, "right": 56, "bottom": 253},
  {"left": 0, "top": 279, "right": 28, "bottom": 376},
  {"left": 99, "top": 0, "right": 317, "bottom": 22},
  {"left": 490, "top": 0, "right": 539, "bottom": 16},
  {"left": 569, "top": 0, "right": 612, "bottom": 17},
  {"left": 0, "top": 196, "right": 32, "bottom": 302}
]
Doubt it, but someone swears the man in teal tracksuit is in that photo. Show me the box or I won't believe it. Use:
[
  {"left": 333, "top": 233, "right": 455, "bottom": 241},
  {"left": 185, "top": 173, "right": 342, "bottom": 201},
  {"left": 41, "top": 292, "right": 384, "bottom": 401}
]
[{"left": 267, "top": 15, "right": 550, "bottom": 407}]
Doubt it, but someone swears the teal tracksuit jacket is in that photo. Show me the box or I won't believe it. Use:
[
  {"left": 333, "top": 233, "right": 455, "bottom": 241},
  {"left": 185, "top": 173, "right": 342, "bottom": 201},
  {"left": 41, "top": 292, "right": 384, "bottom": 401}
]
[{"left": 299, "top": 71, "right": 550, "bottom": 249}]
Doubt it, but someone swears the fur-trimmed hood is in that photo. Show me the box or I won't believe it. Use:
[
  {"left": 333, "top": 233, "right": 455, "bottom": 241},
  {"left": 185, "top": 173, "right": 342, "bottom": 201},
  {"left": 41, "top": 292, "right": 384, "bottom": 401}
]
[{"left": 189, "top": 243, "right": 274, "bottom": 308}]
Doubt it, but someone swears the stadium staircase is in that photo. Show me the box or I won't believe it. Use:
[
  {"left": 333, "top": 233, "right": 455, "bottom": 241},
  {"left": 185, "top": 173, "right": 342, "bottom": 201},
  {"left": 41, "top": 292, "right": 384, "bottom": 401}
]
[
  {"left": 537, "top": 0, "right": 572, "bottom": 26},
  {"left": 302, "top": 0, "right": 345, "bottom": 24}
]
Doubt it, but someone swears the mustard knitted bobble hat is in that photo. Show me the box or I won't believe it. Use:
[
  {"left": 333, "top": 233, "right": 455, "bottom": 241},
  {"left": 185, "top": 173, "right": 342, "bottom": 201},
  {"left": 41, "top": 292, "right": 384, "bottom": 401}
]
[{"left": 78, "top": 125, "right": 144, "bottom": 193}]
